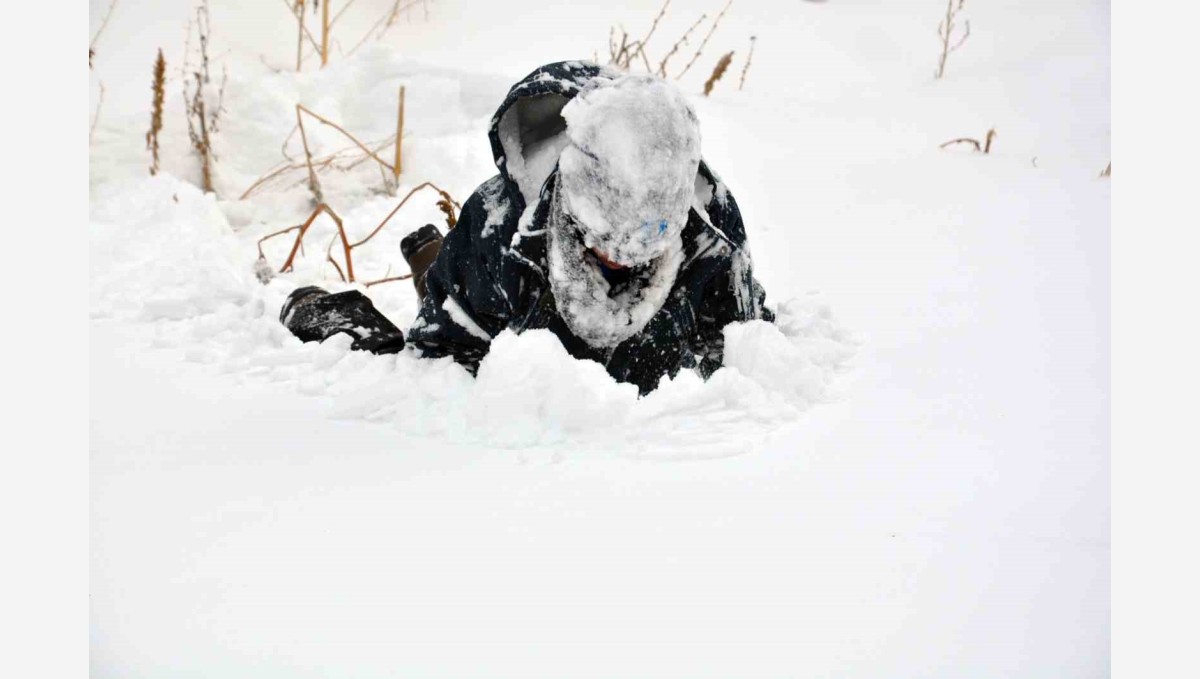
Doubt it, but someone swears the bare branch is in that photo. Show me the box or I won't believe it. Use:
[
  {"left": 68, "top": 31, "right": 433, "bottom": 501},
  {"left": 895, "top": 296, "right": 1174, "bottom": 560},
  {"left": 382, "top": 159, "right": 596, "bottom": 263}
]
[{"left": 677, "top": 0, "right": 733, "bottom": 81}]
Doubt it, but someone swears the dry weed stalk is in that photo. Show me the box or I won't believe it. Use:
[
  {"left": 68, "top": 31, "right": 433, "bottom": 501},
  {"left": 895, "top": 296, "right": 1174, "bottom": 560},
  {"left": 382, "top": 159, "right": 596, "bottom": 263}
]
[
  {"left": 738, "top": 35, "right": 756, "bottom": 90},
  {"left": 239, "top": 134, "right": 396, "bottom": 200},
  {"left": 321, "top": 0, "right": 331, "bottom": 67},
  {"left": 1100, "top": 162, "right": 1111, "bottom": 178},
  {"left": 609, "top": 0, "right": 671, "bottom": 70},
  {"left": 676, "top": 0, "right": 733, "bottom": 81},
  {"left": 90, "top": 0, "right": 119, "bottom": 68},
  {"left": 90, "top": 83, "right": 106, "bottom": 142},
  {"left": 703, "top": 50, "right": 734, "bottom": 96},
  {"left": 147, "top": 49, "right": 166, "bottom": 176},
  {"left": 295, "top": 104, "right": 324, "bottom": 202},
  {"left": 285, "top": 0, "right": 427, "bottom": 71},
  {"left": 935, "top": 0, "right": 970, "bottom": 79},
  {"left": 658, "top": 13, "right": 707, "bottom": 77},
  {"left": 294, "top": 103, "right": 401, "bottom": 200},
  {"left": 939, "top": 127, "right": 996, "bottom": 154},
  {"left": 183, "top": 0, "right": 225, "bottom": 193},
  {"left": 393, "top": 85, "right": 406, "bottom": 185},
  {"left": 258, "top": 182, "right": 460, "bottom": 284}
]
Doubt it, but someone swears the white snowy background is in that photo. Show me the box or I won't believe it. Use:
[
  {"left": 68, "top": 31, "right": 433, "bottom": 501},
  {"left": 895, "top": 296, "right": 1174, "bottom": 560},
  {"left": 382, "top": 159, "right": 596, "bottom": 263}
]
[{"left": 90, "top": 0, "right": 1110, "bottom": 676}]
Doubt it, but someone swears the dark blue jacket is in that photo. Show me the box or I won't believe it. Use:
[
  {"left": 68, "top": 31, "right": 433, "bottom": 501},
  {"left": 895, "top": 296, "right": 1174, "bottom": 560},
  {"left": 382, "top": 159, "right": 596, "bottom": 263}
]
[{"left": 407, "top": 61, "right": 772, "bottom": 394}]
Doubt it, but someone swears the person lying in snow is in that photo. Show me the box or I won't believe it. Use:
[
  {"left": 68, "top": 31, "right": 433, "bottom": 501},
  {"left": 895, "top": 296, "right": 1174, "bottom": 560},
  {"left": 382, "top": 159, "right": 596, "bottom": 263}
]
[{"left": 280, "top": 61, "right": 773, "bottom": 395}]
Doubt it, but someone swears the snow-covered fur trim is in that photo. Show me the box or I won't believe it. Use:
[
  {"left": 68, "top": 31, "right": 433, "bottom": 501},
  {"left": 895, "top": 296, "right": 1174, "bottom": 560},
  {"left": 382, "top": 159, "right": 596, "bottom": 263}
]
[{"left": 547, "top": 184, "right": 684, "bottom": 348}]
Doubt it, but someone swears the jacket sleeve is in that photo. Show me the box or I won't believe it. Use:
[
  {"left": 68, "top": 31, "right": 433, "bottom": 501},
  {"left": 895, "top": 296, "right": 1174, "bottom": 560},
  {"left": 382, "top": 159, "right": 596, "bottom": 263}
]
[
  {"left": 405, "top": 182, "right": 512, "bottom": 372},
  {"left": 687, "top": 177, "right": 774, "bottom": 378}
]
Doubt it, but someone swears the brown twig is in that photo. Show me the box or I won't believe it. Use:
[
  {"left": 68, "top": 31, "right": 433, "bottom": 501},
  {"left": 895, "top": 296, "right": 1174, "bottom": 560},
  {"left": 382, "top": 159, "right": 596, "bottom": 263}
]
[
  {"left": 278, "top": 203, "right": 353, "bottom": 280},
  {"left": 628, "top": 0, "right": 671, "bottom": 72},
  {"left": 90, "top": 83, "right": 106, "bottom": 142},
  {"left": 320, "top": 0, "right": 331, "bottom": 67},
  {"left": 659, "top": 14, "right": 706, "bottom": 77},
  {"left": 393, "top": 85, "right": 405, "bottom": 186},
  {"left": 296, "top": 104, "right": 324, "bottom": 202},
  {"left": 703, "top": 50, "right": 734, "bottom": 96},
  {"left": 90, "top": 0, "right": 119, "bottom": 68},
  {"left": 364, "top": 274, "right": 414, "bottom": 288},
  {"left": 297, "top": 103, "right": 396, "bottom": 175},
  {"left": 257, "top": 224, "right": 303, "bottom": 259},
  {"left": 266, "top": 183, "right": 460, "bottom": 283},
  {"left": 1100, "top": 162, "right": 1111, "bottom": 178},
  {"left": 677, "top": 0, "right": 732, "bottom": 81},
  {"left": 983, "top": 127, "right": 997, "bottom": 154},
  {"left": 939, "top": 137, "right": 981, "bottom": 152},
  {"left": 738, "top": 36, "right": 756, "bottom": 90},
  {"left": 353, "top": 181, "right": 458, "bottom": 248},
  {"left": 935, "top": 0, "right": 970, "bottom": 80}
]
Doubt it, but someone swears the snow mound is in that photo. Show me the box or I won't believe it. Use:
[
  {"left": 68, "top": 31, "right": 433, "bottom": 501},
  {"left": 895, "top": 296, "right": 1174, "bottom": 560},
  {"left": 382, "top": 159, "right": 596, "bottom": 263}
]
[{"left": 89, "top": 177, "right": 854, "bottom": 460}]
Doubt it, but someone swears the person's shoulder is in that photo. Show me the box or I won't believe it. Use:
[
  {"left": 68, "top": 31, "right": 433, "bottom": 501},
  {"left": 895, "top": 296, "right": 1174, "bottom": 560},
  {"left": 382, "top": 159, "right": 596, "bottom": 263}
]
[
  {"left": 457, "top": 174, "right": 520, "bottom": 245},
  {"left": 693, "top": 161, "right": 747, "bottom": 247}
]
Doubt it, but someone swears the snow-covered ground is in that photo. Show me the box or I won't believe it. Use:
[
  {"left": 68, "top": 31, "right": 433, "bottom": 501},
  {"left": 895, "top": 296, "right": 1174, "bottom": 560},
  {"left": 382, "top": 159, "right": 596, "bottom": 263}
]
[{"left": 90, "top": 0, "right": 1110, "bottom": 676}]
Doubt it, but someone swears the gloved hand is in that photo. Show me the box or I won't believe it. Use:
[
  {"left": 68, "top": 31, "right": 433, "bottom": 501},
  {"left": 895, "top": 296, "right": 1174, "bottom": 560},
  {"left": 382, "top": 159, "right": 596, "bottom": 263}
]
[{"left": 280, "top": 286, "right": 406, "bottom": 355}]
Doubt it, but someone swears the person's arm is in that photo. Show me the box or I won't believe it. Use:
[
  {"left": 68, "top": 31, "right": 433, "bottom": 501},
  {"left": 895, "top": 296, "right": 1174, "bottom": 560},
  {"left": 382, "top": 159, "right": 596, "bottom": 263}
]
[{"left": 405, "top": 182, "right": 512, "bottom": 373}]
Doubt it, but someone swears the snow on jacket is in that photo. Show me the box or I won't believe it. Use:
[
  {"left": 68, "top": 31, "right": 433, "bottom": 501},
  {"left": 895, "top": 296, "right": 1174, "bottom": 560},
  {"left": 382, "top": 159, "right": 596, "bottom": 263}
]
[{"left": 406, "top": 61, "right": 773, "bottom": 394}]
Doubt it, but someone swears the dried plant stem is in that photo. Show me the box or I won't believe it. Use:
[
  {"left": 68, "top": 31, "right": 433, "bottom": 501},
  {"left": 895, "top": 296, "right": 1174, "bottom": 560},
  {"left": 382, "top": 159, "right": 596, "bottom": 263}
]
[
  {"left": 393, "top": 85, "right": 405, "bottom": 184},
  {"left": 659, "top": 13, "right": 706, "bottom": 77},
  {"left": 295, "top": 105, "right": 324, "bottom": 202},
  {"left": 239, "top": 134, "right": 394, "bottom": 200},
  {"left": 297, "top": 104, "right": 396, "bottom": 176},
  {"left": 353, "top": 181, "right": 459, "bottom": 248},
  {"left": 935, "top": 0, "right": 970, "bottom": 79},
  {"left": 940, "top": 137, "right": 981, "bottom": 151},
  {"left": 278, "top": 204, "right": 354, "bottom": 279},
  {"left": 90, "top": 0, "right": 119, "bottom": 68},
  {"left": 677, "top": 0, "right": 732, "bottom": 81},
  {"left": 1100, "top": 162, "right": 1111, "bottom": 178},
  {"left": 91, "top": 83, "right": 106, "bottom": 142},
  {"left": 739, "top": 36, "right": 756, "bottom": 90},
  {"left": 147, "top": 49, "right": 166, "bottom": 175},
  {"left": 364, "top": 273, "right": 413, "bottom": 288},
  {"left": 257, "top": 224, "right": 303, "bottom": 259},
  {"left": 296, "top": 0, "right": 305, "bottom": 70},
  {"left": 266, "top": 182, "right": 461, "bottom": 284},
  {"left": 321, "top": 0, "right": 331, "bottom": 67},
  {"left": 628, "top": 0, "right": 671, "bottom": 72},
  {"left": 983, "top": 127, "right": 996, "bottom": 154}
]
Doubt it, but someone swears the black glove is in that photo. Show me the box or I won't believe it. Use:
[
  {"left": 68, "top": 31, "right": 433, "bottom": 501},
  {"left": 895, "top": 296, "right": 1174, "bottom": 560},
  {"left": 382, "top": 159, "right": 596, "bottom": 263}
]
[{"left": 280, "top": 286, "right": 406, "bottom": 355}]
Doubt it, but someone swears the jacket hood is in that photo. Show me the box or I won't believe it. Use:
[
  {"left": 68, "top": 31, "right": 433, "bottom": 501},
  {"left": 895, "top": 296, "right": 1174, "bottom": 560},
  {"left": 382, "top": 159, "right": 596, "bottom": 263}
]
[{"left": 487, "top": 61, "right": 623, "bottom": 208}]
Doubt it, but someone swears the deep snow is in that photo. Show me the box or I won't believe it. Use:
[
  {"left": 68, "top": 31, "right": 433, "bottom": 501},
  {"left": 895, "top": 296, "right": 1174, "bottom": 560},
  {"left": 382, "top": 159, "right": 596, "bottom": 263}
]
[{"left": 90, "top": 0, "right": 1110, "bottom": 676}]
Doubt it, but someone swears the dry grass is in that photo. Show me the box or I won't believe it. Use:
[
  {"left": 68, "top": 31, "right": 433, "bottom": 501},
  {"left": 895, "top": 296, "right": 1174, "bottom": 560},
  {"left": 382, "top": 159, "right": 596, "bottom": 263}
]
[
  {"left": 939, "top": 127, "right": 996, "bottom": 154},
  {"left": 606, "top": 0, "right": 740, "bottom": 86},
  {"left": 183, "top": 0, "right": 225, "bottom": 193},
  {"left": 935, "top": 0, "right": 970, "bottom": 80},
  {"left": 90, "top": 83, "right": 106, "bottom": 143},
  {"left": 657, "top": 13, "right": 706, "bottom": 77},
  {"left": 393, "top": 85, "right": 406, "bottom": 185},
  {"left": 703, "top": 50, "right": 734, "bottom": 96},
  {"left": 676, "top": 0, "right": 733, "bottom": 81},
  {"left": 147, "top": 49, "right": 166, "bottom": 176},
  {"left": 257, "top": 182, "right": 460, "bottom": 284},
  {"left": 738, "top": 35, "right": 756, "bottom": 90},
  {"left": 285, "top": 0, "right": 430, "bottom": 71},
  {"left": 90, "top": 0, "right": 119, "bottom": 69}
]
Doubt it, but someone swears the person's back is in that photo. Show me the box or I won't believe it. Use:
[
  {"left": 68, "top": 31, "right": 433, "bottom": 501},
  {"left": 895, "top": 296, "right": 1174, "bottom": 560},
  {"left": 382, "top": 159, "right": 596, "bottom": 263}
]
[{"left": 282, "top": 61, "right": 772, "bottom": 394}]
